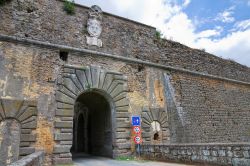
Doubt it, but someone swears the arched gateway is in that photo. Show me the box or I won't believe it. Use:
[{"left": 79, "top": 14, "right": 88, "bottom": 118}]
[{"left": 53, "top": 65, "right": 131, "bottom": 164}]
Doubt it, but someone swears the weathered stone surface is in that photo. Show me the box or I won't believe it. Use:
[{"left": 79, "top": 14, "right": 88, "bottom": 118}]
[
  {"left": 53, "top": 145, "right": 71, "bottom": 154},
  {"left": 20, "top": 142, "right": 31, "bottom": 147},
  {"left": 61, "top": 117, "right": 73, "bottom": 121},
  {"left": 243, "top": 151, "right": 250, "bottom": 158},
  {"left": 1, "top": 99, "right": 24, "bottom": 118},
  {"left": 56, "top": 91, "right": 75, "bottom": 105},
  {"left": 0, "top": 1, "right": 250, "bottom": 166},
  {"left": 55, "top": 121, "right": 73, "bottom": 128},
  {"left": 53, "top": 158, "right": 73, "bottom": 165},
  {"left": 55, "top": 109, "right": 74, "bottom": 117},
  {"left": 59, "top": 153, "right": 72, "bottom": 158},
  {"left": 54, "top": 133, "right": 72, "bottom": 141},
  {"left": 61, "top": 129, "right": 73, "bottom": 133},
  {"left": 20, "top": 134, "right": 36, "bottom": 142},
  {"left": 57, "top": 103, "right": 74, "bottom": 110},
  {"left": 115, "top": 143, "right": 131, "bottom": 149},
  {"left": 21, "top": 120, "right": 37, "bottom": 129},
  {"left": 116, "top": 112, "right": 130, "bottom": 118},
  {"left": 21, "top": 129, "right": 32, "bottom": 134},
  {"left": 232, "top": 158, "right": 250, "bottom": 166},
  {"left": 60, "top": 141, "right": 73, "bottom": 145},
  {"left": 0, "top": 119, "right": 21, "bottom": 165},
  {"left": 9, "top": 151, "right": 45, "bottom": 166},
  {"left": 116, "top": 121, "right": 130, "bottom": 128},
  {"left": 116, "top": 132, "right": 130, "bottom": 139},
  {"left": 141, "top": 144, "right": 250, "bottom": 166},
  {"left": 18, "top": 107, "right": 37, "bottom": 122},
  {"left": 19, "top": 147, "right": 35, "bottom": 156}
]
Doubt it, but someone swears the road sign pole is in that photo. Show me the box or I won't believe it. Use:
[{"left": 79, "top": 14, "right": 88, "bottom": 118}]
[{"left": 138, "top": 144, "right": 140, "bottom": 158}]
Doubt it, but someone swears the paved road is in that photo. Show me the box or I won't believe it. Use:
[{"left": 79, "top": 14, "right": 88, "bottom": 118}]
[{"left": 73, "top": 154, "right": 196, "bottom": 166}]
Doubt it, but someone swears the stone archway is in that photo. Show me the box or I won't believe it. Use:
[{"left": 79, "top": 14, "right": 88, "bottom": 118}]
[
  {"left": 53, "top": 65, "right": 131, "bottom": 165},
  {"left": 72, "top": 91, "right": 113, "bottom": 157},
  {"left": 0, "top": 98, "right": 38, "bottom": 165},
  {"left": 141, "top": 107, "right": 170, "bottom": 144}
]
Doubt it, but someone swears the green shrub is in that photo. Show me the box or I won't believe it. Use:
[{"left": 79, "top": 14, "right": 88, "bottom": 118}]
[
  {"left": 63, "top": 0, "right": 75, "bottom": 15},
  {"left": 155, "top": 30, "right": 162, "bottom": 40}
]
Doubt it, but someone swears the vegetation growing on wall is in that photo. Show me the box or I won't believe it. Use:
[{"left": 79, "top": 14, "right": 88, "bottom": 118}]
[
  {"left": 63, "top": 0, "right": 75, "bottom": 15},
  {"left": 155, "top": 30, "right": 162, "bottom": 40}
]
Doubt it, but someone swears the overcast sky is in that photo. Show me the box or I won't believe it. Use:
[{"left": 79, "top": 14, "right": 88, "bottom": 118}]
[{"left": 75, "top": 0, "right": 250, "bottom": 67}]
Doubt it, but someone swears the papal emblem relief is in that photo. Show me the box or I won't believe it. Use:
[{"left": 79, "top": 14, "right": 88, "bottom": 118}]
[{"left": 86, "top": 5, "right": 103, "bottom": 47}]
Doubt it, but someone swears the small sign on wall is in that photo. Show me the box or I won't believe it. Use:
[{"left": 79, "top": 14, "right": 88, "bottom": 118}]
[
  {"left": 131, "top": 116, "right": 141, "bottom": 126},
  {"left": 132, "top": 126, "right": 141, "bottom": 135},
  {"left": 134, "top": 135, "right": 142, "bottom": 144}
]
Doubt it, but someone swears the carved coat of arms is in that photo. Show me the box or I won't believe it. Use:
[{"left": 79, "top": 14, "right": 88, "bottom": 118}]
[{"left": 86, "top": 5, "right": 103, "bottom": 47}]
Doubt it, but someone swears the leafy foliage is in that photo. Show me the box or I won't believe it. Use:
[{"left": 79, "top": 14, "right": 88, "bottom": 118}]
[{"left": 63, "top": 0, "right": 75, "bottom": 15}]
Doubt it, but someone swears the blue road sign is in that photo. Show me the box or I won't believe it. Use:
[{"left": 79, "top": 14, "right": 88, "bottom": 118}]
[{"left": 132, "top": 116, "right": 141, "bottom": 126}]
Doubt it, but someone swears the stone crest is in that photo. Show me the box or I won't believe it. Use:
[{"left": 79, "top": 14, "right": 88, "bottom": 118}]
[{"left": 86, "top": 5, "right": 103, "bottom": 47}]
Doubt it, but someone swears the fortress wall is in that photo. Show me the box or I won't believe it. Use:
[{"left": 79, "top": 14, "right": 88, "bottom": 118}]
[{"left": 0, "top": 0, "right": 249, "bottom": 82}]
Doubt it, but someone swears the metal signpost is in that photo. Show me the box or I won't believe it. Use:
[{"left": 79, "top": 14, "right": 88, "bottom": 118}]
[{"left": 131, "top": 116, "right": 141, "bottom": 157}]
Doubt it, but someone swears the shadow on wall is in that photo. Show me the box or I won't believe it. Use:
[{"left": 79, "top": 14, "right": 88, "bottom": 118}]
[{"left": 163, "top": 73, "right": 187, "bottom": 143}]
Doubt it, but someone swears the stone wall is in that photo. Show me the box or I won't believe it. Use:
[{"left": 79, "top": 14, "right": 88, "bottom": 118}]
[
  {"left": 9, "top": 151, "right": 45, "bottom": 166},
  {"left": 140, "top": 144, "right": 250, "bottom": 166},
  {"left": 0, "top": 0, "right": 250, "bottom": 82},
  {"left": 165, "top": 72, "right": 250, "bottom": 143},
  {"left": 0, "top": 0, "right": 250, "bottom": 165},
  {"left": 0, "top": 42, "right": 59, "bottom": 165},
  {"left": 0, "top": 39, "right": 249, "bottom": 165},
  {"left": 0, "top": 98, "right": 38, "bottom": 165}
]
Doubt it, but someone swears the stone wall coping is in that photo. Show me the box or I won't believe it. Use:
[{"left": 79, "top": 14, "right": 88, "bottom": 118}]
[
  {"left": 8, "top": 151, "right": 45, "bottom": 166},
  {"left": 0, "top": 34, "right": 249, "bottom": 86},
  {"left": 56, "top": 0, "right": 155, "bottom": 30},
  {"left": 141, "top": 142, "right": 250, "bottom": 146}
]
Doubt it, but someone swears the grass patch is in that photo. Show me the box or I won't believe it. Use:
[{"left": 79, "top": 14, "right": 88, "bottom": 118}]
[
  {"left": 116, "top": 156, "right": 135, "bottom": 161},
  {"left": 116, "top": 156, "right": 149, "bottom": 162}
]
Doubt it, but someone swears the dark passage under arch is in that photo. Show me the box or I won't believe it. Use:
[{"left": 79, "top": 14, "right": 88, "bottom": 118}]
[{"left": 71, "top": 91, "right": 113, "bottom": 158}]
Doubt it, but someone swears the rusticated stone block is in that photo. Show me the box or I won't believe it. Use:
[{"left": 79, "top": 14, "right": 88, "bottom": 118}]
[
  {"left": 20, "top": 134, "right": 36, "bottom": 142},
  {"left": 53, "top": 145, "right": 71, "bottom": 154},
  {"left": 55, "top": 109, "right": 74, "bottom": 116},
  {"left": 21, "top": 129, "right": 32, "bottom": 134},
  {"left": 21, "top": 120, "right": 37, "bottom": 129},
  {"left": 54, "top": 121, "right": 73, "bottom": 128},
  {"left": 59, "top": 153, "right": 72, "bottom": 158},
  {"left": 54, "top": 133, "right": 72, "bottom": 141},
  {"left": 60, "top": 141, "right": 72, "bottom": 145},
  {"left": 19, "top": 147, "right": 35, "bottom": 156},
  {"left": 20, "top": 142, "right": 31, "bottom": 147},
  {"left": 61, "top": 129, "right": 73, "bottom": 133}
]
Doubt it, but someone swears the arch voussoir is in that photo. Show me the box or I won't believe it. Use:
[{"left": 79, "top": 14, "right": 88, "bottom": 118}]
[
  {"left": 53, "top": 65, "right": 131, "bottom": 164},
  {"left": 0, "top": 98, "right": 38, "bottom": 163}
]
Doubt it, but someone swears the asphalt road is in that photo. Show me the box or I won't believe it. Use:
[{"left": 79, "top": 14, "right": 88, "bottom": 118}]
[{"left": 73, "top": 154, "right": 197, "bottom": 166}]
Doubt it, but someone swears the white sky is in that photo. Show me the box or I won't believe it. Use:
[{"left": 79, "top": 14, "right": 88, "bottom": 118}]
[{"left": 75, "top": 0, "right": 250, "bottom": 67}]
